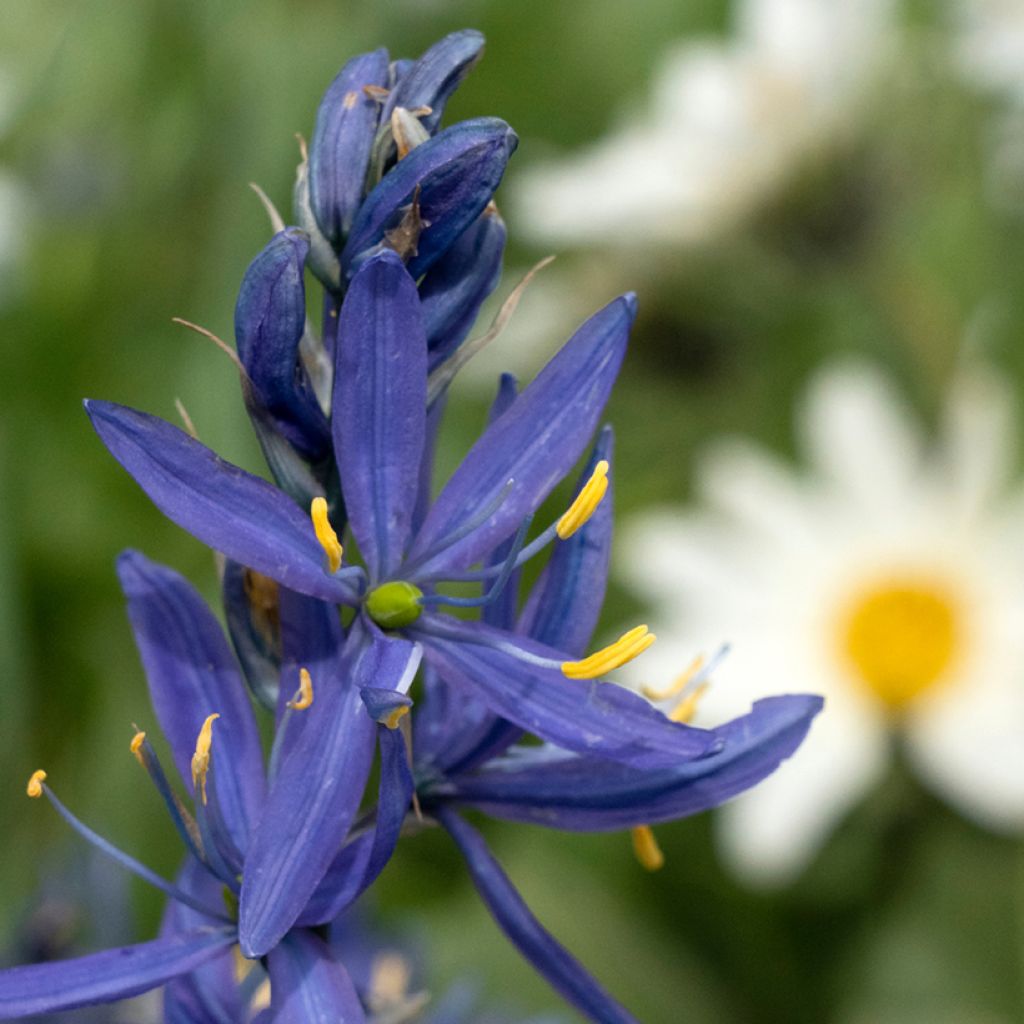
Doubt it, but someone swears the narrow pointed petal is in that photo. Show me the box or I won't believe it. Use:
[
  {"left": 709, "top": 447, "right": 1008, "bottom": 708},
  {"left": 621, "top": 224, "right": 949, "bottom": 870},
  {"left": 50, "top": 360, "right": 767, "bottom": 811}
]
[
  {"left": 298, "top": 723, "right": 414, "bottom": 925},
  {"left": 414, "top": 614, "right": 714, "bottom": 768},
  {"left": 341, "top": 118, "right": 517, "bottom": 280},
  {"left": 275, "top": 586, "right": 345, "bottom": 765},
  {"left": 410, "top": 295, "right": 634, "bottom": 574},
  {"left": 0, "top": 928, "right": 235, "bottom": 1019},
  {"left": 309, "top": 48, "right": 390, "bottom": 244},
  {"left": 267, "top": 931, "right": 365, "bottom": 1024},
  {"left": 384, "top": 30, "right": 485, "bottom": 133},
  {"left": 334, "top": 251, "right": 426, "bottom": 579},
  {"left": 86, "top": 401, "right": 357, "bottom": 603},
  {"left": 482, "top": 373, "right": 522, "bottom": 632},
  {"left": 430, "top": 695, "right": 823, "bottom": 830},
  {"left": 411, "top": 664, "right": 505, "bottom": 776},
  {"left": 439, "top": 810, "right": 639, "bottom": 1024},
  {"left": 234, "top": 229, "right": 330, "bottom": 461},
  {"left": 519, "top": 426, "right": 614, "bottom": 656},
  {"left": 118, "top": 550, "right": 265, "bottom": 849},
  {"left": 422, "top": 207, "right": 506, "bottom": 371},
  {"left": 161, "top": 858, "right": 245, "bottom": 1024},
  {"left": 239, "top": 622, "right": 421, "bottom": 957}
]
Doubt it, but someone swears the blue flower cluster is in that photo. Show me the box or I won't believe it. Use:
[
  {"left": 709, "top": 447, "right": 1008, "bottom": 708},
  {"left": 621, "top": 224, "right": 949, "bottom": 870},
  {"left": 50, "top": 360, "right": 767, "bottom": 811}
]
[{"left": 0, "top": 31, "right": 822, "bottom": 1023}]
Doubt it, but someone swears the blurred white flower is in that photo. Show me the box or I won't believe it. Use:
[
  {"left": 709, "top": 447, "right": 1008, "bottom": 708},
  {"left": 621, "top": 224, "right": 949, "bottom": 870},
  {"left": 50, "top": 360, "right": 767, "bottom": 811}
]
[
  {"left": 514, "top": 0, "right": 894, "bottom": 247},
  {"left": 954, "top": 0, "right": 1024, "bottom": 101},
  {"left": 0, "top": 68, "right": 27, "bottom": 304},
  {"left": 620, "top": 361, "right": 1024, "bottom": 885}
]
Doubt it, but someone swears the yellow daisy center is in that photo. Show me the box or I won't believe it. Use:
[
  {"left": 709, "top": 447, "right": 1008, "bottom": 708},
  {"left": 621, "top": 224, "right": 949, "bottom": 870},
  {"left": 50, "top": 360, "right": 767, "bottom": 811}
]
[{"left": 838, "top": 576, "right": 961, "bottom": 711}]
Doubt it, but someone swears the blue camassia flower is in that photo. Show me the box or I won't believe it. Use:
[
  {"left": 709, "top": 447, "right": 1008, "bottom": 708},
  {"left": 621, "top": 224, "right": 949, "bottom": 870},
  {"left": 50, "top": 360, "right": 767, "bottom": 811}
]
[
  {"left": 58, "top": 27, "right": 823, "bottom": 1023},
  {"left": 85, "top": 245, "right": 821, "bottom": 979},
  {"left": 0, "top": 553, "right": 415, "bottom": 1022}
]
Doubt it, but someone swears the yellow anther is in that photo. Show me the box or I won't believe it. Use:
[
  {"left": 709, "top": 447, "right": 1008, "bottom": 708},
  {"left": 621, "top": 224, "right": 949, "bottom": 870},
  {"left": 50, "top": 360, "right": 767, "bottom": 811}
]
[
  {"left": 384, "top": 705, "right": 410, "bottom": 730},
  {"left": 630, "top": 825, "right": 665, "bottom": 871},
  {"left": 669, "top": 682, "right": 709, "bottom": 724},
  {"left": 642, "top": 654, "right": 704, "bottom": 702},
  {"left": 287, "top": 668, "right": 314, "bottom": 711},
  {"left": 561, "top": 625, "right": 655, "bottom": 679},
  {"left": 130, "top": 730, "right": 147, "bottom": 765},
  {"left": 26, "top": 770, "right": 47, "bottom": 799},
  {"left": 191, "top": 713, "right": 220, "bottom": 805},
  {"left": 370, "top": 952, "right": 413, "bottom": 1006},
  {"left": 310, "top": 497, "right": 343, "bottom": 573},
  {"left": 251, "top": 979, "right": 271, "bottom": 1012},
  {"left": 556, "top": 460, "right": 610, "bottom": 539}
]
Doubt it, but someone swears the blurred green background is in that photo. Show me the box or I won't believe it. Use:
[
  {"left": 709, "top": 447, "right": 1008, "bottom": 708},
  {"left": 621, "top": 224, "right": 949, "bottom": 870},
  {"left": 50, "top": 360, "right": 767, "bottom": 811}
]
[{"left": 2, "top": 1, "right": 1024, "bottom": 1021}]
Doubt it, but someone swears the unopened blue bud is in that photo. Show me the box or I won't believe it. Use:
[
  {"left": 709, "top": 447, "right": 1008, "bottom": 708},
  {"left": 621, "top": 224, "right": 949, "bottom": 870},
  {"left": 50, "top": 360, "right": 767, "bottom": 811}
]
[
  {"left": 342, "top": 117, "right": 518, "bottom": 281},
  {"left": 421, "top": 205, "right": 507, "bottom": 372},
  {"left": 309, "top": 48, "right": 390, "bottom": 245},
  {"left": 384, "top": 30, "right": 485, "bottom": 134},
  {"left": 234, "top": 228, "right": 331, "bottom": 462}
]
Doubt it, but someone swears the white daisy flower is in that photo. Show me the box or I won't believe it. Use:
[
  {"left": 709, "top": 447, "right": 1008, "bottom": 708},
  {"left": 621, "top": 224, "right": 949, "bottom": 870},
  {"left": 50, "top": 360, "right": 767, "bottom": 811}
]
[
  {"left": 620, "top": 360, "right": 1024, "bottom": 885},
  {"left": 514, "top": 0, "right": 894, "bottom": 247}
]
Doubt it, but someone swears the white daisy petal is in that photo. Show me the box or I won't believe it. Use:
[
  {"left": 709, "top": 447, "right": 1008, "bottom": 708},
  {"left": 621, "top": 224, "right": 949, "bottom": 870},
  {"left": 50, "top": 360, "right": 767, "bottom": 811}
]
[
  {"left": 799, "top": 361, "right": 925, "bottom": 516},
  {"left": 941, "top": 365, "right": 1017, "bottom": 523},
  {"left": 697, "top": 437, "right": 819, "bottom": 549}
]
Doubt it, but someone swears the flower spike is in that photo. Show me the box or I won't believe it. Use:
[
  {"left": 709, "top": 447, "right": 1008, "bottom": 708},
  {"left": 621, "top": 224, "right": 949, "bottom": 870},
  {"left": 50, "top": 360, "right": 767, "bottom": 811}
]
[
  {"left": 310, "top": 497, "right": 343, "bottom": 573},
  {"left": 191, "top": 713, "right": 220, "bottom": 806},
  {"left": 557, "top": 459, "right": 609, "bottom": 539},
  {"left": 26, "top": 770, "right": 46, "bottom": 799},
  {"left": 561, "top": 625, "right": 655, "bottom": 679}
]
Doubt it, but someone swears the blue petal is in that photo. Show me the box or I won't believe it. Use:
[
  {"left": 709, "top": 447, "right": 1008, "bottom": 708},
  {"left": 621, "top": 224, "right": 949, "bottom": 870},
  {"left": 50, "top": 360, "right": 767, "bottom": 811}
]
[
  {"left": 383, "top": 30, "right": 485, "bottom": 134},
  {"left": 413, "top": 614, "right": 714, "bottom": 768},
  {"left": 0, "top": 927, "right": 235, "bottom": 1019},
  {"left": 118, "top": 550, "right": 266, "bottom": 851},
  {"left": 161, "top": 858, "right": 245, "bottom": 1024},
  {"left": 411, "top": 664, "right": 503, "bottom": 778},
  {"left": 267, "top": 931, "right": 366, "bottom": 1024},
  {"left": 519, "top": 426, "right": 614, "bottom": 656},
  {"left": 481, "top": 374, "right": 522, "bottom": 632},
  {"left": 234, "top": 229, "right": 330, "bottom": 460},
  {"left": 294, "top": 835, "right": 372, "bottom": 928},
  {"left": 341, "top": 118, "right": 517, "bottom": 280},
  {"left": 334, "top": 251, "right": 426, "bottom": 580},
  {"left": 439, "top": 810, "right": 639, "bottom": 1024},
  {"left": 413, "top": 393, "right": 446, "bottom": 534},
  {"left": 298, "top": 723, "right": 414, "bottom": 926},
  {"left": 86, "top": 401, "right": 357, "bottom": 604},
  {"left": 421, "top": 208, "right": 506, "bottom": 373},
  {"left": 274, "top": 586, "right": 345, "bottom": 764},
  {"left": 408, "top": 295, "right": 634, "bottom": 575},
  {"left": 309, "top": 48, "right": 390, "bottom": 244},
  {"left": 239, "top": 622, "right": 421, "bottom": 957},
  {"left": 429, "top": 695, "right": 824, "bottom": 830}
]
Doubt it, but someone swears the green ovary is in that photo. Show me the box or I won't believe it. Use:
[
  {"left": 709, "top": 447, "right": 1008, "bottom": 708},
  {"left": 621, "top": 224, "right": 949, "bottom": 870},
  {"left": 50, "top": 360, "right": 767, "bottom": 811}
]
[{"left": 365, "top": 581, "right": 424, "bottom": 629}]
